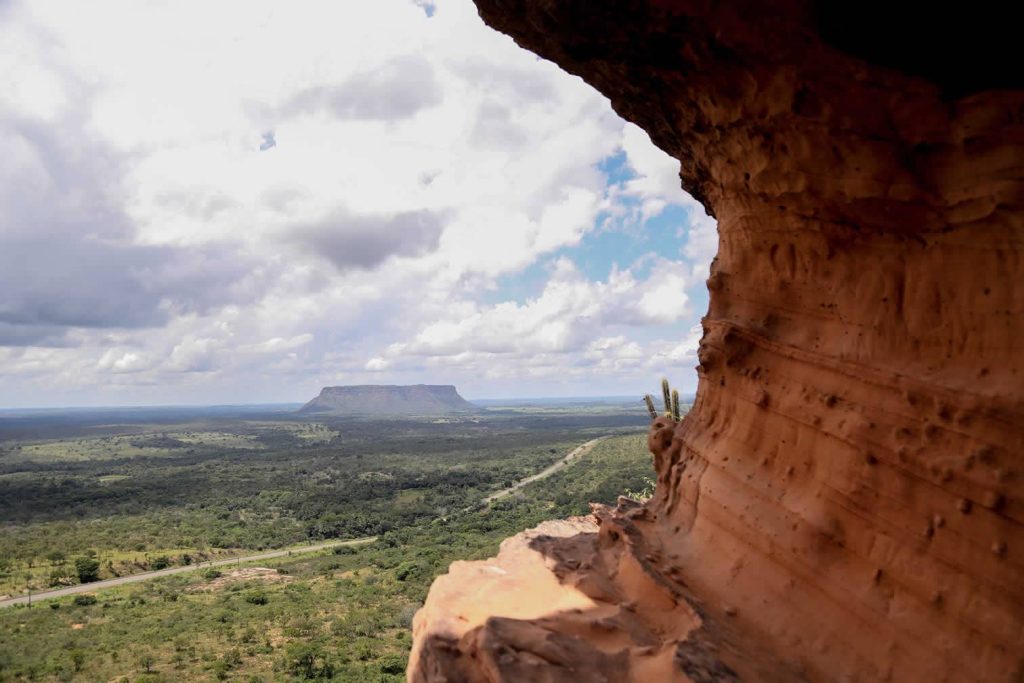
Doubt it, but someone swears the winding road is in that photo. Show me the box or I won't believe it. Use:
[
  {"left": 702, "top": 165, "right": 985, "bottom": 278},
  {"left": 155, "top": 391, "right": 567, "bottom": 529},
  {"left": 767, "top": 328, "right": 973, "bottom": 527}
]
[
  {"left": 482, "top": 435, "right": 609, "bottom": 504},
  {"left": 1, "top": 434, "right": 611, "bottom": 608},
  {"left": 0, "top": 537, "right": 376, "bottom": 609}
]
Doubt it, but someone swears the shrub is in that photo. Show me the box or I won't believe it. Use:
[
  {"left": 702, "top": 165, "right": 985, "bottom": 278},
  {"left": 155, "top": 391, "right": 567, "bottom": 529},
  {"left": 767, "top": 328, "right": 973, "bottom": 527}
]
[
  {"left": 394, "top": 561, "right": 420, "bottom": 582},
  {"left": 208, "top": 660, "right": 230, "bottom": 681},
  {"left": 285, "top": 643, "right": 334, "bottom": 679},
  {"left": 72, "top": 594, "right": 97, "bottom": 606},
  {"left": 222, "top": 649, "right": 242, "bottom": 668},
  {"left": 379, "top": 654, "right": 406, "bottom": 675},
  {"left": 74, "top": 557, "right": 100, "bottom": 583},
  {"left": 397, "top": 603, "right": 418, "bottom": 629},
  {"left": 49, "top": 566, "right": 75, "bottom": 587},
  {"left": 202, "top": 568, "right": 222, "bottom": 580},
  {"left": 244, "top": 592, "right": 268, "bottom": 605},
  {"left": 623, "top": 476, "right": 656, "bottom": 503}
]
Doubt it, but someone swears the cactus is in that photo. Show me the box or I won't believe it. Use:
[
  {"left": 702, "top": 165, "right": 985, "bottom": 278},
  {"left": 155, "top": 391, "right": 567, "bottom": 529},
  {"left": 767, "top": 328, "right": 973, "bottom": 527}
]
[
  {"left": 647, "top": 379, "right": 685, "bottom": 422},
  {"left": 643, "top": 395, "right": 658, "bottom": 420}
]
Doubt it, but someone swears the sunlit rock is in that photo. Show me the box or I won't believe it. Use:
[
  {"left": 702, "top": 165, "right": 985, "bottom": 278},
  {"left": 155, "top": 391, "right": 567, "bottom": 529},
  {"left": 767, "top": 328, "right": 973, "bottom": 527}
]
[{"left": 412, "top": 2, "right": 1024, "bottom": 680}]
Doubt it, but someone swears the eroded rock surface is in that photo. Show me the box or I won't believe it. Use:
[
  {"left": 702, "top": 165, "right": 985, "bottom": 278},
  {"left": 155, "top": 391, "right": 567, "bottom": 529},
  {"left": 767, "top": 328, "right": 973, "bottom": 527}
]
[{"left": 411, "top": 2, "right": 1024, "bottom": 681}]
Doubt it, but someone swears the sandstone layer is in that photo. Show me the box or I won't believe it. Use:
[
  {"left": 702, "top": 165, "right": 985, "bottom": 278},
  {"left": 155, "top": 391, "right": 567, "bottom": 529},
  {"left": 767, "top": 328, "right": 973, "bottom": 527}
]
[{"left": 411, "top": 2, "right": 1024, "bottom": 681}]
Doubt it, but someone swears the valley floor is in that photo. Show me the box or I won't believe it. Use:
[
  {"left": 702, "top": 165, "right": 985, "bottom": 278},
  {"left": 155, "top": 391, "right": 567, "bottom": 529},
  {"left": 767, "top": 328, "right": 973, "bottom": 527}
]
[{"left": 0, "top": 405, "right": 657, "bottom": 681}]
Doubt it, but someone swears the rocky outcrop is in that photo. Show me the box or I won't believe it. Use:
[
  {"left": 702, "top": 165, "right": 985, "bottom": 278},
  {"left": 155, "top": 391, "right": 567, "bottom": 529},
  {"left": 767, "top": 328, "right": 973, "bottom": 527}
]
[
  {"left": 411, "top": 2, "right": 1024, "bottom": 681},
  {"left": 299, "top": 385, "right": 477, "bottom": 415}
]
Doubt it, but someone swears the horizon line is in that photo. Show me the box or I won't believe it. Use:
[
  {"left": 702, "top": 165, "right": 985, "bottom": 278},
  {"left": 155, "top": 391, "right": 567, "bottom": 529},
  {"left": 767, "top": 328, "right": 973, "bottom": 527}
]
[{"left": 0, "top": 392, "right": 698, "bottom": 413}]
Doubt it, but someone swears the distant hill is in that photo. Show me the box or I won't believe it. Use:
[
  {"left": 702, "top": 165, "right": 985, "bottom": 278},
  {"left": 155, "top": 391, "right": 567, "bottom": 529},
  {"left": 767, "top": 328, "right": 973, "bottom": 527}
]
[{"left": 298, "top": 385, "right": 479, "bottom": 416}]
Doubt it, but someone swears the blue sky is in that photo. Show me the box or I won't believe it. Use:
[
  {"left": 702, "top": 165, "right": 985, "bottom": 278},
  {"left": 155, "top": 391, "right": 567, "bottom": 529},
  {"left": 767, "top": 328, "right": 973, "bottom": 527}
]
[
  {"left": 0, "top": 0, "right": 717, "bottom": 407},
  {"left": 484, "top": 154, "right": 703, "bottom": 300}
]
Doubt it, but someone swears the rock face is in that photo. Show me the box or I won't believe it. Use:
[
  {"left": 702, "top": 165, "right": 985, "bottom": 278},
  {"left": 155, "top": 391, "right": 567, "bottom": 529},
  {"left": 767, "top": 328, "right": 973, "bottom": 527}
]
[
  {"left": 411, "top": 2, "right": 1024, "bottom": 682},
  {"left": 299, "top": 385, "right": 477, "bottom": 416}
]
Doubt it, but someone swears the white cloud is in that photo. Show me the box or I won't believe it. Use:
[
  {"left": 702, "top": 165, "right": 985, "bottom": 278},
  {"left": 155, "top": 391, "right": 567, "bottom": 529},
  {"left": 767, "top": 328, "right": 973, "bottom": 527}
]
[
  {"left": 97, "top": 350, "right": 153, "bottom": 374},
  {"left": 620, "top": 123, "right": 683, "bottom": 219},
  {"left": 0, "top": 0, "right": 715, "bottom": 406},
  {"left": 382, "top": 257, "right": 694, "bottom": 361}
]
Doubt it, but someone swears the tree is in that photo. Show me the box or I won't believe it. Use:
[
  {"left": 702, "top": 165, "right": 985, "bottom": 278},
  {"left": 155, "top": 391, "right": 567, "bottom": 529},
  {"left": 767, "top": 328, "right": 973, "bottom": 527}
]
[
  {"left": 285, "top": 643, "right": 334, "bottom": 679},
  {"left": 74, "top": 556, "right": 100, "bottom": 583},
  {"left": 136, "top": 650, "right": 155, "bottom": 674}
]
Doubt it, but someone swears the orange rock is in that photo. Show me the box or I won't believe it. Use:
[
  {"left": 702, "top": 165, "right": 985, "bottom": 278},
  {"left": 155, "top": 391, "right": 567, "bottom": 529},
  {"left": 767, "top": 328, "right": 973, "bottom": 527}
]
[{"left": 412, "top": 2, "right": 1024, "bottom": 681}]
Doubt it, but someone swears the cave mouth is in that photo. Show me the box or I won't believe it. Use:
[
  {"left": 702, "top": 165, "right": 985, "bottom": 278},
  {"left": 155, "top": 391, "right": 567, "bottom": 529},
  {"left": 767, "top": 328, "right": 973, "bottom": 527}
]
[{"left": 411, "top": 2, "right": 1024, "bottom": 681}]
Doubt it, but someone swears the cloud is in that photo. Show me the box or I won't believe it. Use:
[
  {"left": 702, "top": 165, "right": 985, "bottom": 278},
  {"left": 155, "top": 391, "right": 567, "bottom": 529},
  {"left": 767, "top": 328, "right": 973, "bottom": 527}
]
[
  {"left": 0, "top": 322, "right": 70, "bottom": 348},
  {"left": 0, "top": 0, "right": 716, "bottom": 406},
  {"left": 0, "top": 96, "right": 265, "bottom": 346},
  {"left": 97, "top": 349, "right": 152, "bottom": 374},
  {"left": 0, "top": 236, "right": 261, "bottom": 343},
  {"left": 168, "top": 336, "right": 218, "bottom": 373},
  {"left": 285, "top": 55, "right": 442, "bottom": 122},
  {"left": 287, "top": 209, "right": 447, "bottom": 272},
  {"left": 620, "top": 123, "right": 683, "bottom": 210},
  {"left": 385, "top": 257, "right": 693, "bottom": 359}
]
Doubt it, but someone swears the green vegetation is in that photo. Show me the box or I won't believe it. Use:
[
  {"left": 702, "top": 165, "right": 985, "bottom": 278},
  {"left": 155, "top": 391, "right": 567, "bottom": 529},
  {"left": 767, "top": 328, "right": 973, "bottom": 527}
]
[
  {"left": 0, "top": 432, "right": 654, "bottom": 681},
  {"left": 0, "top": 410, "right": 648, "bottom": 595},
  {"left": 623, "top": 475, "right": 657, "bottom": 503},
  {"left": 73, "top": 558, "right": 99, "bottom": 584}
]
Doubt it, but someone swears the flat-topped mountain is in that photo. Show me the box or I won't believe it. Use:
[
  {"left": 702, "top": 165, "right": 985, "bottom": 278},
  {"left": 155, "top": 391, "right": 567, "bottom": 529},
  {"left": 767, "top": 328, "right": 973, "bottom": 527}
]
[{"left": 298, "top": 384, "right": 478, "bottom": 416}]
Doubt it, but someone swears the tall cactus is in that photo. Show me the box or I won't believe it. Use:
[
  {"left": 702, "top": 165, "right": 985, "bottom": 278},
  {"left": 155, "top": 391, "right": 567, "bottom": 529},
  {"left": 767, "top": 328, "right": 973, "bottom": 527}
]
[
  {"left": 647, "top": 379, "right": 684, "bottom": 422},
  {"left": 643, "top": 394, "right": 658, "bottom": 420}
]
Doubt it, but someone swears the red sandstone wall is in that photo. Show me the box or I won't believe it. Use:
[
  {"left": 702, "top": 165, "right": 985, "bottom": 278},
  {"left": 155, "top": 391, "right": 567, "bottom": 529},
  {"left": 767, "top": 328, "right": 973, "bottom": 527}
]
[{"left": 412, "top": 3, "right": 1024, "bottom": 680}]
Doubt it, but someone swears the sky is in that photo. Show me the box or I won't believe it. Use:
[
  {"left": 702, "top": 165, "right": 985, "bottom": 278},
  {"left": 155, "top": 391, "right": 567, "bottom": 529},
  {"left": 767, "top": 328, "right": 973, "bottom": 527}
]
[{"left": 0, "top": 0, "right": 718, "bottom": 408}]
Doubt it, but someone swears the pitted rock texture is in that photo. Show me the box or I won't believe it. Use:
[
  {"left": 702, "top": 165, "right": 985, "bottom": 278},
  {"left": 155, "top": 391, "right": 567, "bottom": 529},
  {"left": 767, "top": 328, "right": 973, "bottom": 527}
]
[{"left": 411, "top": 2, "right": 1024, "bottom": 681}]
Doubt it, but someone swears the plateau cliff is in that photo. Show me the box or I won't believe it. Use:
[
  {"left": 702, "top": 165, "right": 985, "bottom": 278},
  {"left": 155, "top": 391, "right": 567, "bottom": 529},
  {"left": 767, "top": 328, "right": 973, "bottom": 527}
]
[
  {"left": 299, "top": 385, "right": 477, "bottom": 416},
  {"left": 411, "top": 2, "right": 1024, "bottom": 682}
]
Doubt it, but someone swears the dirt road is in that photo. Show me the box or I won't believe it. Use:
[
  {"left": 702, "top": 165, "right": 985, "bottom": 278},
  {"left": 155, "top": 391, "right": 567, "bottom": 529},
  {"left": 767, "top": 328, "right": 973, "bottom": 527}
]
[
  {"left": 482, "top": 435, "right": 609, "bottom": 504},
  {"left": 0, "top": 537, "right": 376, "bottom": 609},
  {"left": 2, "top": 434, "right": 613, "bottom": 608}
]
